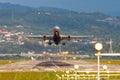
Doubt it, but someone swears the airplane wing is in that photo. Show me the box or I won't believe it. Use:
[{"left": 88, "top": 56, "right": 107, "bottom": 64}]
[
  {"left": 26, "top": 35, "right": 53, "bottom": 40},
  {"left": 61, "top": 35, "right": 93, "bottom": 40},
  {"left": 26, "top": 35, "right": 93, "bottom": 40}
]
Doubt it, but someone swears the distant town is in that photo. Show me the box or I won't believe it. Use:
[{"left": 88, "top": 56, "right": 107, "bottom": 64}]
[{"left": 0, "top": 25, "right": 24, "bottom": 45}]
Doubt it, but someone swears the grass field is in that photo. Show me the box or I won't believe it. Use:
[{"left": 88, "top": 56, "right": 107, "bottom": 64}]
[
  {"left": 0, "top": 71, "right": 120, "bottom": 80},
  {"left": 0, "top": 60, "right": 25, "bottom": 65},
  {"left": 82, "top": 59, "right": 120, "bottom": 65},
  {"left": 0, "top": 71, "right": 59, "bottom": 80},
  {"left": 0, "top": 59, "right": 120, "bottom": 80}
]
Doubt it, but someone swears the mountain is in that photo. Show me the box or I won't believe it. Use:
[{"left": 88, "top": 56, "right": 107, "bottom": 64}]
[
  {"left": 0, "top": 2, "right": 32, "bottom": 11},
  {"left": 0, "top": 3, "right": 120, "bottom": 38},
  {"left": 0, "top": 3, "right": 120, "bottom": 53}
]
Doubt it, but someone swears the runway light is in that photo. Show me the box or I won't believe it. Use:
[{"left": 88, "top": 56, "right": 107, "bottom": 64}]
[
  {"left": 95, "top": 43, "right": 103, "bottom": 51},
  {"left": 86, "top": 71, "right": 89, "bottom": 74},
  {"left": 74, "top": 65, "right": 79, "bottom": 70},
  {"left": 107, "top": 70, "right": 110, "bottom": 73},
  {"left": 103, "top": 65, "right": 108, "bottom": 70},
  {"left": 66, "top": 70, "right": 69, "bottom": 74}
]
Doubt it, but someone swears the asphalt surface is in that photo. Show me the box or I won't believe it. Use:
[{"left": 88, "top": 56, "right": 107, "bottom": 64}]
[{"left": 0, "top": 59, "right": 120, "bottom": 72}]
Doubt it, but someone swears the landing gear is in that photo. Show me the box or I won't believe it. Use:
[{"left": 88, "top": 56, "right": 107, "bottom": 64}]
[
  {"left": 62, "top": 42, "right": 66, "bottom": 46},
  {"left": 48, "top": 41, "right": 52, "bottom": 45}
]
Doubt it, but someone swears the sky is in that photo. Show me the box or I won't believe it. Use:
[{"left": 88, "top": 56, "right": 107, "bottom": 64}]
[{"left": 0, "top": 0, "right": 120, "bottom": 16}]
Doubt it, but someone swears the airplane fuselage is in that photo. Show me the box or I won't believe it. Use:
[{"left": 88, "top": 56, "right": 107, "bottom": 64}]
[{"left": 53, "top": 26, "right": 61, "bottom": 45}]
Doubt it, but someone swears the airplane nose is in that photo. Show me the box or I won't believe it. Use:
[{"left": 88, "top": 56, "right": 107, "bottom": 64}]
[{"left": 54, "top": 26, "right": 60, "bottom": 30}]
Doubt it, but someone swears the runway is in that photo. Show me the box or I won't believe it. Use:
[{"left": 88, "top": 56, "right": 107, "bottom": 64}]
[{"left": 0, "top": 59, "right": 120, "bottom": 72}]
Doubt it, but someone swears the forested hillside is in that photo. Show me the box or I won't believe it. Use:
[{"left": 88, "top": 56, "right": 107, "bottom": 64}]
[{"left": 0, "top": 3, "right": 120, "bottom": 54}]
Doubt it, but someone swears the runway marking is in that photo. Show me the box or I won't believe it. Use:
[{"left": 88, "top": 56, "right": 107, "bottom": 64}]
[{"left": 0, "top": 60, "right": 120, "bottom": 72}]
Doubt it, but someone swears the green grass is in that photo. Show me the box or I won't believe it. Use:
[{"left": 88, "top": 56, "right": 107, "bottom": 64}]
[
  {"left": 0, "top": 71, "right": 120, "bottom": 80},
  {"left": 0, "top": 60, "right": 120, "bottom": 80},
  {"left": 86, "top": 60, "right": 120, "bottom": 65},
  {"left": 0, "top": 71, "right": 59, "bottom": 80},
  {"left": 0, "top": 60, "right": 26, "bottom": 65}
]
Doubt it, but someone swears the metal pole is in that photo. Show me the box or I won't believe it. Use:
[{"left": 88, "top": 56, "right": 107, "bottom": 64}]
[
  {"left": 75, "top": 70, "right": 77, "bottom": 80},
  {"left": 97, "top": 51, "right": 100, "bottom": 80},
  {"left": 58, "top": 44, "right": 61, "bottom": 54},
  {"left": 95, "top": 43, "right": 103, "bottom": 80}
]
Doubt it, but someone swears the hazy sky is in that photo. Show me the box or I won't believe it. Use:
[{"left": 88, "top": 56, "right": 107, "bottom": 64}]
[{"left": 0, "top": 0, "right": 120, "bottom": 16}]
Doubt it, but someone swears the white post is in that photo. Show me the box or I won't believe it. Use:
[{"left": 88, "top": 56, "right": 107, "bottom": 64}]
[
  {"left": 97, "top": 54, "right": 100, "bottom": 80},
  {"left": 95, "top": 43, "right": 103, "bottom": 80},
  {"left": 74, "top": 65, "right": 79, "bottom": 80}
]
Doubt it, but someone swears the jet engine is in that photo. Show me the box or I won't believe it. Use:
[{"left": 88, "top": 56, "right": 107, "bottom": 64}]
[
  {"left": 48, "top": 41, "right": 52, "bottom": 45},
  {"left": 43, "top": 35, "right": 47, "bottom": 41},
  {"left": 68, "top": 36, "right": 71, "bottom": 40},
  {"left": 62, "top": 42, "right": 66, "bottom": 45}
]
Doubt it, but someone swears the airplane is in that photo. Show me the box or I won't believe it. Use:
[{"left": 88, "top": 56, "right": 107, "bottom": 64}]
[{"left": 26, "top": 26, "right": 93, "bottom": 45}]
